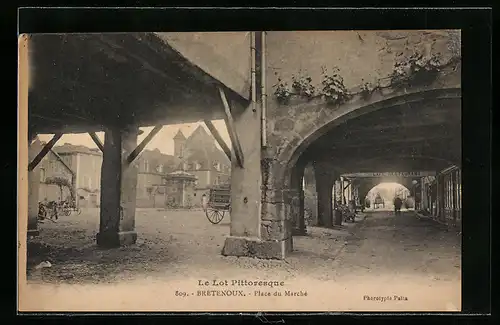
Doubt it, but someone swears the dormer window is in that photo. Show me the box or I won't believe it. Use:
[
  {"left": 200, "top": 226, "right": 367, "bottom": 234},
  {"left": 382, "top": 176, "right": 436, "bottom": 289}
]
[{"left": 195, "top": 162, "right": 202, "bottom": 170}]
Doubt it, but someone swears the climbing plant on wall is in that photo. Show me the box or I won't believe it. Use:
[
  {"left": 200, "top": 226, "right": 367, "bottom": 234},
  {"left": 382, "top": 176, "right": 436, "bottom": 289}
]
[
  {"left": 359, "top": 79, "right": 382, "bottom": 100},
  {"left": 447, "top": 30, "right": 461, "bottom": 58},
  {"left": 291, "top": 75, "right": 316, "bottom": 100},
  {"left": 389, "top": 51, "right": 444, "bottom": 88},
  {"left": 273, "top": 66, "right": 350, "bottom": 106},
  {"left": 319, "top": 66, "right": 351, "bottom": 106},
  {"left": 274, "top": 77, "right": 292, "bottom": 104},
  {"left": 272, "top": 35, "right": 460, "bottom": 106}
]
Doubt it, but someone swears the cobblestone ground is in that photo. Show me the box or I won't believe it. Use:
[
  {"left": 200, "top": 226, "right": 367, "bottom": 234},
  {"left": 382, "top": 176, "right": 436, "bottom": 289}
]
[
  {"left": 24, "top": 208, "right": 461, "bottom": 311},
  {"left": 330, "top": 210, "right": 461, "bottom": 281},
  {"left": 26, "top": 208, "right": 358, "bottom": 283}
]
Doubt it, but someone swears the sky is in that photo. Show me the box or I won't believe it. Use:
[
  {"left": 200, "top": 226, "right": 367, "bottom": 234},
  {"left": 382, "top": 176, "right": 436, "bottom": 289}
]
[{"left": 37, "top": 120, "right": 230, "bottom": 156}]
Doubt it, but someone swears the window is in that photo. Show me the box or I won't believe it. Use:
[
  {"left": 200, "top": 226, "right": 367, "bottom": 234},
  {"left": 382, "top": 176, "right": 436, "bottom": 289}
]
[
  {"left": 195, "top": 162, "right": 201, "bottom": 170},
  {"left": 183, "top": 163, "right": 188, "bottom": 170},
  {"left": 144, "top": 160, "right": 149, "bottom": 172},
  {"left": 157, "top": 164, "right": 164, "bottom": 173},
  {"left": 88, "top": 177, "right": 92, "bottom": 190},
  {"left": 179, "top": 144, "right": 185, "bottom": 158},
  {"left": 40, "top": 168, "right": 46, "bottom": 182}
]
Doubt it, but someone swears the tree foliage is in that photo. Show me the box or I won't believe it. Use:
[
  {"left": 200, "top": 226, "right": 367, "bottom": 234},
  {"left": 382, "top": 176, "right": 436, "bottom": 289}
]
[{"left": 45, "top": 176, "right": 75, "bottom": 199}]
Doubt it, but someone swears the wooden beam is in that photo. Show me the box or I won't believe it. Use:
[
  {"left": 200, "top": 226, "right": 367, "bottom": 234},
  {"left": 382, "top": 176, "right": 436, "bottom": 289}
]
[
  {"left": 313, "top": 140, "right": 460, "bottom": 165},
  {"left": 126, "top": 125, "right": 163, "bottom": 165},
  {"left": 88, "top": 132, "right": 105, "bottom": 152},
  {"left": 345, "top": 120, "right": 458, "bottom": 137},
  {"left": 332, "top": 126, "right": 459, "bottom": 148},
  {"left": 325, "top": 134, "right": 456, "bottom": 151},
  {"left": 204, "top": 120, "right": 232, "bottom": 161},
  {"left": 28, "top": 131, "right": 37, "bottom": 144},
  {"left": 49, "top": 149, "right": 75, "bottom": 176},
  {"left": 219, "top": 87, "right": 244, "bottom": 168},
  {"left": 28, "top": 133, "right": 63, "bottom": 172},
  {"left": 98, "top": 35, "right": 195, "bottom": 95}
]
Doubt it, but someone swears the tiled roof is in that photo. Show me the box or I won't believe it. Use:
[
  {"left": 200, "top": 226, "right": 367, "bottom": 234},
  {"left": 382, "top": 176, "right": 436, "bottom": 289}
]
[
  {"left": 136, "top": 148, "right": 181, "bottom": 173},
  {"left": 53, "top": 143, "right": 102, "bottom": 156},
  {"left": 181, "top": 125, "right": 230, "bottom": 167},
  {"left": 173, "top": 130, "right": 186, "bottom": 140}
]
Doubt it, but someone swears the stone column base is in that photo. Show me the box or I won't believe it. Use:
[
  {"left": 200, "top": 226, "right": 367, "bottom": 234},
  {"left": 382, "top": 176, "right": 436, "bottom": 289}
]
[
  {"left": 292, "top": 227, "right": 307, "bottom": 236},
  {"left": 96, "top": 231, "right": 137, "bottom": 248},
  {"left": 222, "top": 236, "right": 290, "bottom": 260}
]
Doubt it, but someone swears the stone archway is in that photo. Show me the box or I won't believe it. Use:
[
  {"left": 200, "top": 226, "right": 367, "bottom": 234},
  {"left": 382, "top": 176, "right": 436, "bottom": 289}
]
[
  {"left": 270, "top": 86, "right": 461, "bottom": 192},
  {"left": 358, "top": 179, "right": 414, "bottom": 205},
  {"left": 263, "top": 82, "right": 461, "bottom": 255}
]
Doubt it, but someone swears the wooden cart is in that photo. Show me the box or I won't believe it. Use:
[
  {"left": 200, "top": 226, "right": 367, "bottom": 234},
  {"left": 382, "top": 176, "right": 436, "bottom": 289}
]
[{"left": 204, "top": 184, "right": 231, "bottom": 224}]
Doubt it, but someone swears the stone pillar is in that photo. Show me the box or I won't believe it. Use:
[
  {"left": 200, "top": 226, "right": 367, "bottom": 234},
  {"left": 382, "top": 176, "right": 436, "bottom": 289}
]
[
  {"left": 420, "top": 178, "right": 428, "bottom": 211},
  {"left": 27, "top": 138, "right": 42, "bottom": 237},
  {"left": 305, "top": 189, "right": 318, "bottom": 226},
  {"left": 436, "top": 174, "right": 445, "bottom": 221},
  {"left": 451, "top": 171, "right": 457, "bottom": 223},
  {"left": 314, "top": 162, "right": 335, "bottom": 228},
  {"left": 291, "top": 188, "right": 307, "bottom": 236},
  {"left": 299, "top": 187, "right": 306, "bottom": 231},
  {"left": 222, "top": 100, "right": 281, "bottom": 258},
  {"left": 96, "top": 126, "right": 139, "bottom": 247},
  {"left": 290, "top": 163, "right": 306, "bottom": 236},
  {"left": 303, "top": 165, "right": 318, "bottom": 226}
]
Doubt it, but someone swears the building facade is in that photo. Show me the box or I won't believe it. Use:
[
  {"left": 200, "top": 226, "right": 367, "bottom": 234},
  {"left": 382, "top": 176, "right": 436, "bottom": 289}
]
[
  {"left": 173, "top": 126, "right": 231, "bottom": 206},
  {"left": 134, "top": 148, "right": 181, "bottom": 208},
  {"left": 33, "top": 125, "right": 231, "bottom": 209},
  {"left": 35, "top": 141, "right": 103, "bottom": 208},
  {"left": 163, "top": 170, "right": 197, "bottom": 208},
  {"left": 419, "top": 166, "right": 462, "bottom": 228}
]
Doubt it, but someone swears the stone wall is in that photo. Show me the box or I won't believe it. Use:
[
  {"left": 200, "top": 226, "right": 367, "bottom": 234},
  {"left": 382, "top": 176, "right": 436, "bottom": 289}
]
[
  {"left": 263, "top": 30, "right": 461, "bottom": 187},
  {"left": 223, "top": 30, "right": 461, "bottom": 259}
]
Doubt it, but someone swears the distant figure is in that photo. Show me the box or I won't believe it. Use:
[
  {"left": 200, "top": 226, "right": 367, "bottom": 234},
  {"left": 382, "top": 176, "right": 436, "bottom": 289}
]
[
  {"left": 374, "top": 193, "right": 384, "bottom": 209},
  {"left": 393, "top": 196, "right": 403, "bottom": 216}
]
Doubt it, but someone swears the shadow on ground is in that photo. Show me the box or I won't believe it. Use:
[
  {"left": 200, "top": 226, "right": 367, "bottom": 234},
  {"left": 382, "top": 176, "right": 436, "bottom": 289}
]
[
  {"left": 26, "top": 226, "right": 179, "bottom": 284},
  {"left": 24, "top": 209, "right": 460, "bottom": 286}
]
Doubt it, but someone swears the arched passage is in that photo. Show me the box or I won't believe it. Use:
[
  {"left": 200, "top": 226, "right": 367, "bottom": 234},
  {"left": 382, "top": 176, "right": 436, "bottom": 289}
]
[
  {"left": 265, "top": 83, "right": 461, "bottom": 256},
  {"left": 270, "top": 85, "right": 461, "bottom": 191},
  {"left": 363, "top": 182, "right": 411, "bottom": 210}
]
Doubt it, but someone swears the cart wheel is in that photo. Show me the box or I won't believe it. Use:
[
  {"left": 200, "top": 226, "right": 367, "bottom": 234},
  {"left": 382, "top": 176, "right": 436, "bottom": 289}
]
[
  {"left": 64, "top": 208, "right": 71, "bottom": 216},
  {"left": 206, "top": 208, "right": 225, "bottom": 224}
]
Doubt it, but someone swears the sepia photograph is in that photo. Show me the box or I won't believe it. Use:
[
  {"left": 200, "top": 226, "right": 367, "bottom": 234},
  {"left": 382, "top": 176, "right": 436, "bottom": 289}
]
[{"left": 18, "top": 29, "right": 462, "bottom": 312}]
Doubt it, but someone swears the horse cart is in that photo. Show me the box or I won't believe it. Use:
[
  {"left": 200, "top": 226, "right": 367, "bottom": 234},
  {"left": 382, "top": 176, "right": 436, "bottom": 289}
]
[{"left": 203, "top": 184, "right": 231, "bottom": 224}]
